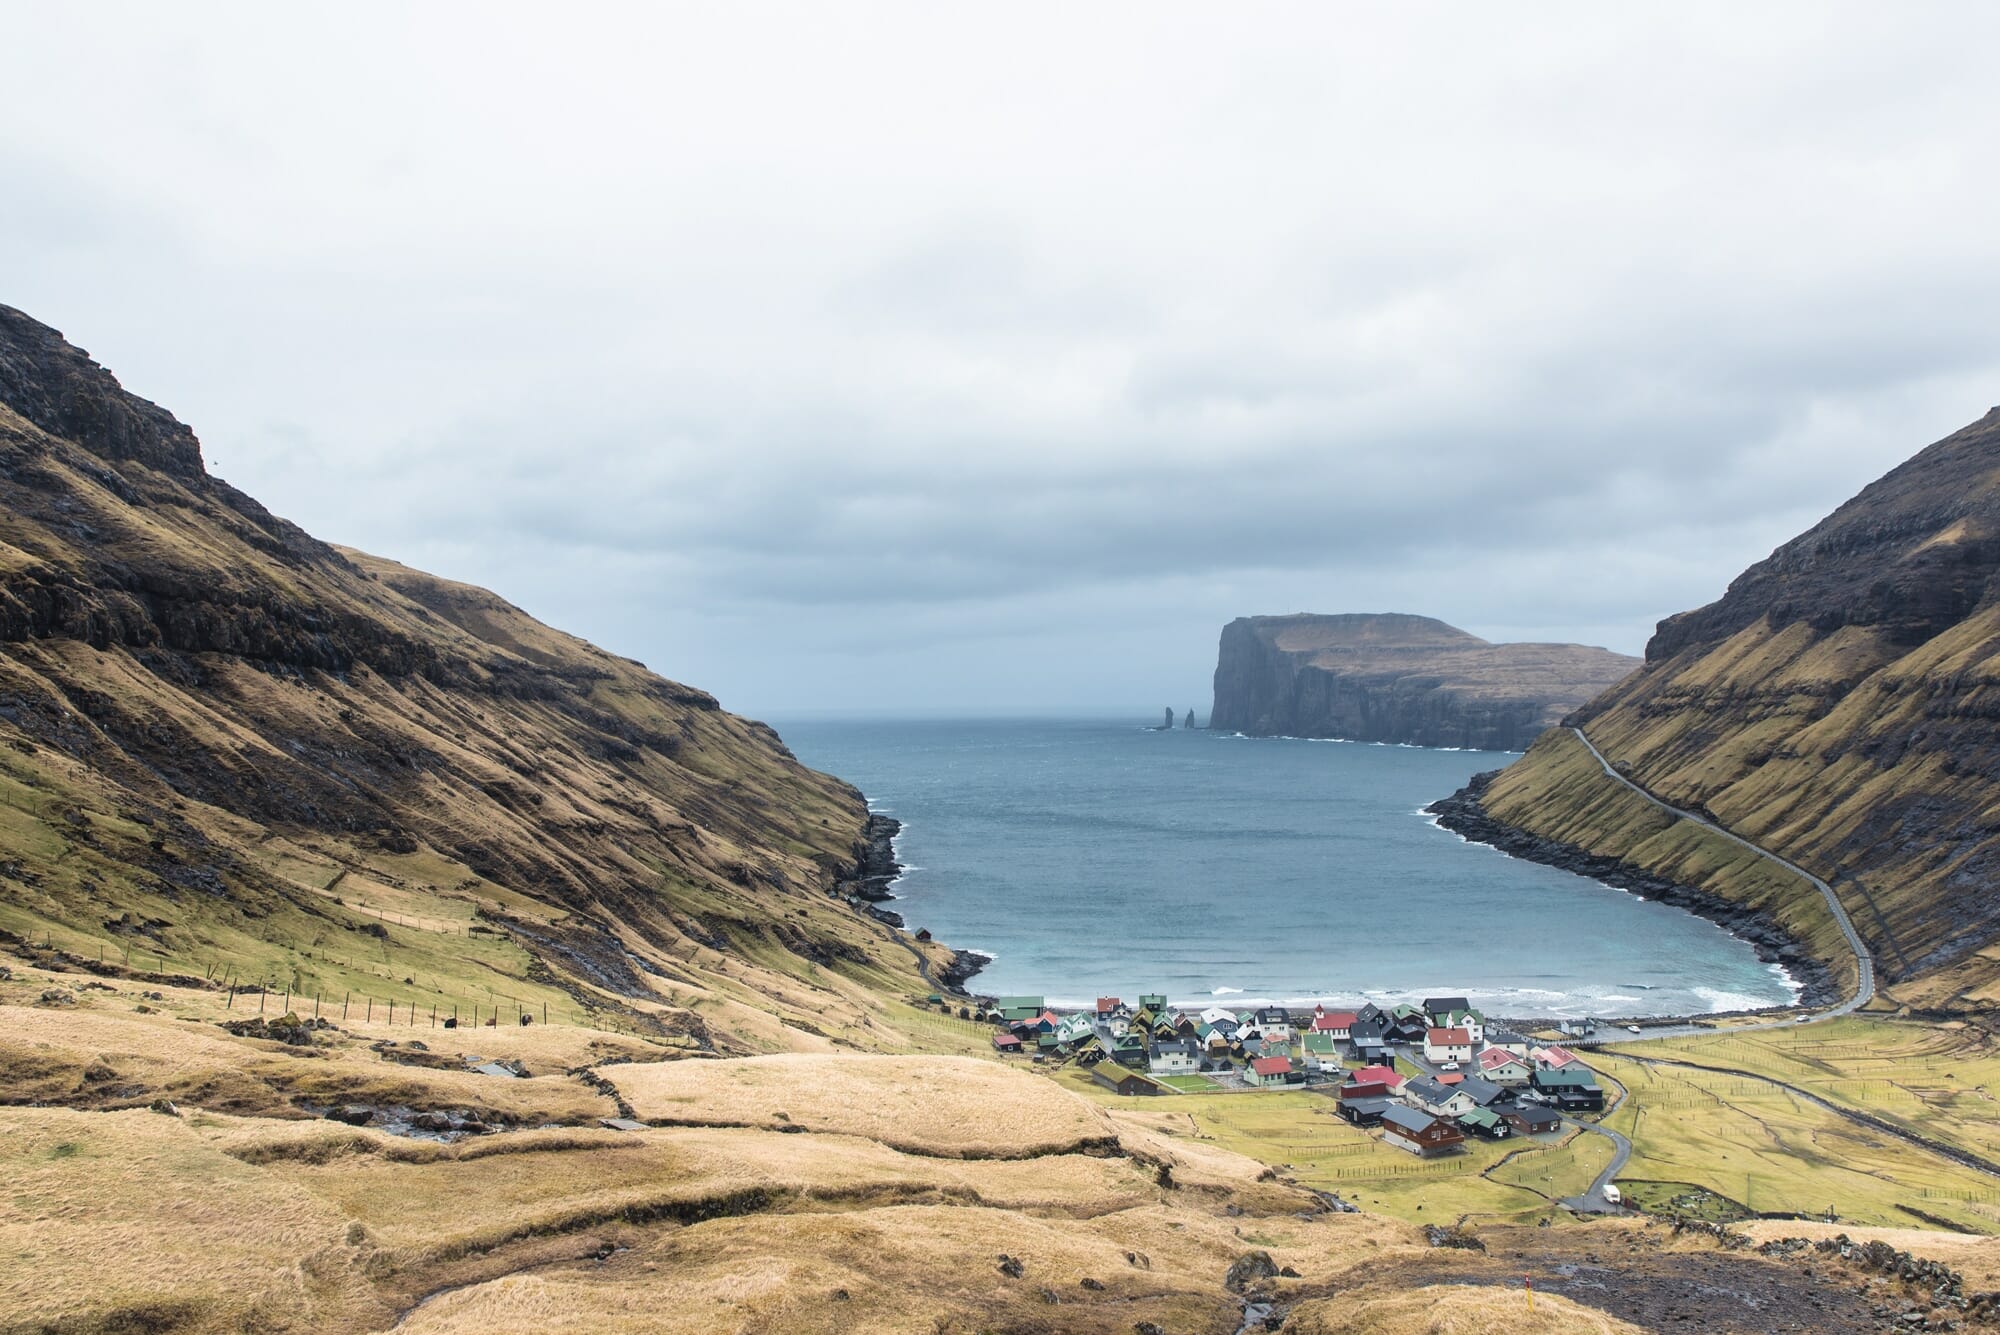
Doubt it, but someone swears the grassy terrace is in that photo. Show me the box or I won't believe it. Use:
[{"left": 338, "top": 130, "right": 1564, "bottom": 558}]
[
  {"left": 1051, "top": 1072, "right": 1611, "bottom": 1226},
  {"left": 1587, "top": 1017, "right": 2000, "bottom": 1230}
]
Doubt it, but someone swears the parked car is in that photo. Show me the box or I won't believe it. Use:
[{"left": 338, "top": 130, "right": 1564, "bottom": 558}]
[
  {"left": 1626, "top": 1025, "right": 1642, "bottom": 1034},
  {"left": 1439, "top": 1061, "right": 1460, "bottom": 1071}
]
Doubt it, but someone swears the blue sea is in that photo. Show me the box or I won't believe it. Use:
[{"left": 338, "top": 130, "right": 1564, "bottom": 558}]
[{"left": 775, "top": 717, "right": 1797, "bottom": 1020}]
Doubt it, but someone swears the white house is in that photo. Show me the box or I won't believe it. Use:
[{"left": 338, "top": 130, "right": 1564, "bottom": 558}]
[
  {"left": 1423, "top": 1027, "right": 1474, "bottom": 1066},
  {"left": 1398, "top": 1076, "right": 1476, "bottom": 1118},
  {"left": 1476, "top": 1046, "right": 1533, "bottom": 1086},
  {"left": 1148, "top": 1040, "right": 1201, "bottom": 1075}
]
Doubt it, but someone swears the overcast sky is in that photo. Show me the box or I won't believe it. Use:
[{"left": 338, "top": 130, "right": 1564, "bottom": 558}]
[{"left": 5, "top": 5, "right": 1999, "bottom": 717}]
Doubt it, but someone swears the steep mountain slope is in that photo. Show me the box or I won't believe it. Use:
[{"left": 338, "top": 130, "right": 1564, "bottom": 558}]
[
  {"left": 1209, "top": 612, "right": 1637, "bottom": 749},
  {"left": 1463, "top": 408, "right": 2000, "bottom": 1009},
  {"left": 0, "top": 304, "right": 947, "bottom": 1050}
]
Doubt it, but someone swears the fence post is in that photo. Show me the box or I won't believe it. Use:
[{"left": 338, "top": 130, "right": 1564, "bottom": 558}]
[
  {"left": 259, "top": 988, "right": 266, "bottom": 1015},
  {"left": 343, "top": 992, "right": 350, "bottom": 1020},
  {"left": 315, "top": 992, "right": 322, "bottom": 1019},
  {"left": 388, "top": 999, "right": 395, "bottom": 1025},
  {"left": 227, "top": 986, "right": 235, "bottom": 1010},
  {"left": 367, "top": 997, "right": 373, "bottom": 1022}
]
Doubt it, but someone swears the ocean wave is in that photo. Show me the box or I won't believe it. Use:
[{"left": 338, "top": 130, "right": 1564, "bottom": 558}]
[
  {"left": 1693, "top": 986, "right": 1779, "bottom": 1012},
  {"left": 1210, "top": 986, "right": 1245, "bottom": 996}
]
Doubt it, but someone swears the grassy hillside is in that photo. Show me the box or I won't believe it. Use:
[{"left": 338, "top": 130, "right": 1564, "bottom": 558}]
[
  {"left": 1477, "top": 408, "right": 2000, "bottom": 1010},
  {"left": 0, "top": 303, "right": 951, "bottom": 1053}
]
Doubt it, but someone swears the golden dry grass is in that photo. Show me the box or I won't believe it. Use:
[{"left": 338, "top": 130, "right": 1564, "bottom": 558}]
[
  {"left": 608, "top": 1054, "right": 1116, "bottom": 1158},
  {"left": 1285, "top": 1283, "right": 1647, "bottom": 1334}
]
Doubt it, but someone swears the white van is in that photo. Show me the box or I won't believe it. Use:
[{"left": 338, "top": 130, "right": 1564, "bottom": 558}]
[{"left": 1602, "top": 1184, "right": 1622, "bottom": 1205}]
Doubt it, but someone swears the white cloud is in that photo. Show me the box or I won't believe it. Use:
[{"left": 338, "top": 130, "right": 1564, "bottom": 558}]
[{"left": 3, "top": 2, "right": 1997, "bottom": 713}]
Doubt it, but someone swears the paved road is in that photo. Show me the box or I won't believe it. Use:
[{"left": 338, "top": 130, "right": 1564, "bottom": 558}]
[
  {"left": 1567, "top": 726, "right": 1875, "bottom": 1044},
  {"left": 1558, "top": 1075, "right": 1633, "bottom": 1214},
  {"left": 1394, "top": 1040, "right": 1630, "bottom": 1213}
]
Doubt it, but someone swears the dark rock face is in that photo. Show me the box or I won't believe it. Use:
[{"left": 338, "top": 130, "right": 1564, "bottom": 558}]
[
  {"left": 1640, "top": 407, "right": 2000, "bottom": 668},
  {"left": 1526, "top": 407, "right": 2000, "bottom": 995},
  {"left": 0, "top": 305, "right": 205, "bottom": 479},
  {"left": 1427, "top": 772, "right": 1836, "bottom": 1009},
  {"left": 1209, "top": 613, "right": 1637, "bottom": 750}
]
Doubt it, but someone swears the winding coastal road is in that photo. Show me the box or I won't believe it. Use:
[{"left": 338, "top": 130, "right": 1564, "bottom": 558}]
[
  {"left": 1566, "top": 725, "right": 1875, "bottom": 1039},
  {"left": 1538, "top": 728, "right": 1884, "bottom": 1208}
]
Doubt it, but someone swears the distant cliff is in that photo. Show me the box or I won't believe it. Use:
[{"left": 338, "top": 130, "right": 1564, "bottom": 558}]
[{"left": 1208, "top": 613, "right": 1638, "bottom": 750}]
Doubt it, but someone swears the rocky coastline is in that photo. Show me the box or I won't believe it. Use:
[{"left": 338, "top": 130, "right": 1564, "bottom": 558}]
[
  {"left": 1427, "top": 770, "right": 1838, "bottom": 1011},
  {"left": 842, "top": 811, "right": 991, "bottom": 993}
]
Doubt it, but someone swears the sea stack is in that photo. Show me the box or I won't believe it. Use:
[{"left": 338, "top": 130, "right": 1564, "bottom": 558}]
[{"left": 1208, "top": 613, "right": 1637, "bottom": 750}]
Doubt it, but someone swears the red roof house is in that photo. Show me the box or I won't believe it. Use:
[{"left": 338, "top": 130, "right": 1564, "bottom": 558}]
[
  {"left": 1426, "top": 1027, "right": 1471, "bottom": 1046},
  {"left": 991, "top": 1033, "right": 1022, "bottom": 1051},
  {"left": 1350, "top": 1064, "right": 1403, "bottom": 1088},
  {"left": 1096, "top": 996, "right": 1121, "bottom": 1014},
  {"left": 1311, "top": 1009, "right": 1358, "bottom": 1033},
  {"left": 1247, "top": 1056, "right": 1295, "bottom": 1086}
]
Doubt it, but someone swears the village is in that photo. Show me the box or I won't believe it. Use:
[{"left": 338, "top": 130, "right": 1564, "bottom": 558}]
[{"left": 983, "top": 992, "right": 1607, "bottom": 1158}]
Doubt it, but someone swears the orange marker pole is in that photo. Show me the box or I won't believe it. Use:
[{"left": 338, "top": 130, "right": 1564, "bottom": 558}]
[{"left": 1525, "top": 1275, "right": 1534, "bottom": 1313}]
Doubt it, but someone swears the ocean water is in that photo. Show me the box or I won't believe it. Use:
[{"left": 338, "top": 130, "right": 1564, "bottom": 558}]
[{"left": 775, "top": 717, "right": 1797, "bottom": 1019}]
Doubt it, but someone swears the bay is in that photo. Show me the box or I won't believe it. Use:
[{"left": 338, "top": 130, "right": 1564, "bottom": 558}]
[{"left": 775, "top": 716, "right": 1796, "bottom": 1019}]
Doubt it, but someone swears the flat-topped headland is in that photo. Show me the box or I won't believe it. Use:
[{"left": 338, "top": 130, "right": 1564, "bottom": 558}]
[{"left": 1208, "top": 613, "right": 1638, "bottom": 750}]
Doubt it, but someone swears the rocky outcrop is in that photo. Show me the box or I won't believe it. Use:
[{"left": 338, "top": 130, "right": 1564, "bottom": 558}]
[
  {"left": 1473, "top": 408, "right": 2000, "bottom": 1006},
  {"left": 1209, "top": 613, "right": 1637, "bottom": 750}
]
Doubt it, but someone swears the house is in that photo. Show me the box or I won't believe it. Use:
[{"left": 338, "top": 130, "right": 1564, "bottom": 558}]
[
  {"left": 1302, "top": 1031, "right": 1341, "bottom": 1059},
  {"left": 991, "top": 1032, "right": 1022, "bottom": 1053},
  {"left": 1055, "top": 1013, "right": 1097, "bottom": 1047},
  {"left": 1400, "top": 1076, "right": 1476, "bottom": 1118},
  {"left": 1249, "top": 1034, "right": 1291, "bottom": 1059},
  {"left": 1111, "top": 1031, "right": 1151, "bottom": 1067},
  {"left": 1349, "top": 1005, "right": 1393, "bottom": 1044},
  {"left": 1477, "top": 1047, "right": 1533, "bottom": 1086},
  {"left": 1170, "top": 1012, "right": 1200, "bottom": 1038},
  {"left": 1421, "top": 996, "right": 1471, "bottom": 1024},
  {"left": 1344, "top": 1064, "right": 1404, "bottom": 1096},
  {"left": 1532, "top": 1044, "right": 1583, "bottom": 1070},
  {"left": 1246, "top": 1056, "right": 1295, "bottom": 1087},
  {"left": 1254, "top": 1006, "right": 1290, "bottom": 1027},
  {"left": 1380, "top": 1104, "right": 1467, "bottom": 1157},
  {"left": 1423, "top": 1027, "right": 1474, "bottom": 1066},
  {"left": 1093, "top": 1067, "right": 1165, "bottom": 1097},
  {"left": 1456, "top": 1075, "right": 1514, "bottom": 1109},
  {"left": 1200, "top": 1025, "right": 1233, "bottom": 1055},
  {"left": 1148, "top": 1039, "right": 1201, "bottom": 1075},
  {"left": 1337, "top": 1096, "right": 1392, "bottom": 1127},
  {"left": 1457, "top": 1107, "right": 1512, "bottom": 1140},
  {"left": 1139, "top": 993, "right": 1168, "bottom": 1014},
  {"left": 1484, "top": 1029, "right": 1531, "bottom": 1056},
  {"left": 1026, "top": 1010, "right": 1062, "bottom": 1035},
  {"left": 1309, "top": 1008, "right": 1357, "bottom": 1039},
  {"left": 997, "top": 996, "right": 1046, "bottom": 1022},
  {"left": 1531, "top": 1067, "right": 1605, "bottom": 1111},
  {"left": 1386, "top": 1006, "right": 1430, "bottom": 1043},
  {"left": 1436, "top": 1008, "right": 1485, "bottom": 1044},
  {"left": 1501, "top": 1103, "right": 1563, "bottom": 1136},
  {"left": 1095, "top": 996, "right": 1123, "bottom": 1017},
  {"left": 1436, "top": 1071, "right": 1464, "bottom": 1087},
  {"left": 1348, "top": 1037, "right": 1391, "bottom": 1067}
]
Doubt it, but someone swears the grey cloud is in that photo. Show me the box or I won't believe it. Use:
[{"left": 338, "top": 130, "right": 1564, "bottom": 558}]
[{"left": 3, "top": 3, "right": 1998, "bottom": 712}]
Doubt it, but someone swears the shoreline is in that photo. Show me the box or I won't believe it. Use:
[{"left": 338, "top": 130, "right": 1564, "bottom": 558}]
[
  {"left": 848, "top": 810, "right": 992, "bottom": 993},
  {"left": 1424, "top": 770, "right": 1838, "bottom": 1012},
  {"left": 849, "top": 763, "right": 1821, "bottom": 1024}
]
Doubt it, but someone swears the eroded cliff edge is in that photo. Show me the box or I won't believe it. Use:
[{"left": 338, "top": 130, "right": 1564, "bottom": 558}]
[
  {"left": 1445, "top": 408, "right": 2000, "bottom": 1011},
  {"left": 1209, "top": 612, "right": 1638, "bottom": 750}
]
